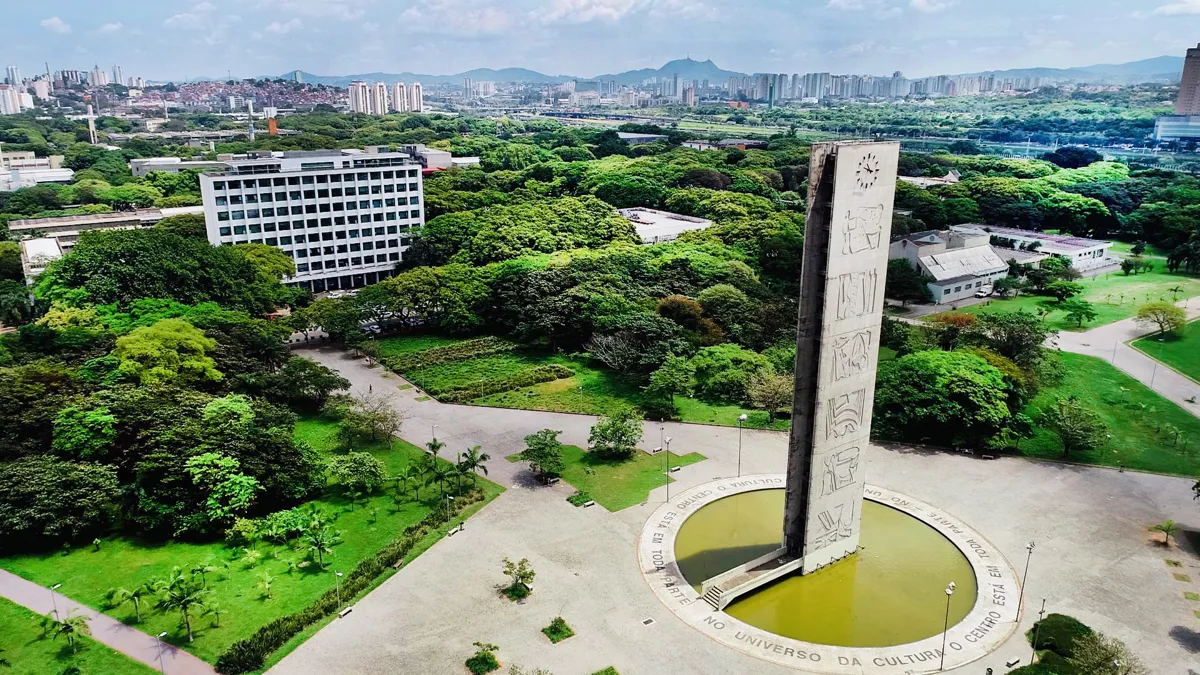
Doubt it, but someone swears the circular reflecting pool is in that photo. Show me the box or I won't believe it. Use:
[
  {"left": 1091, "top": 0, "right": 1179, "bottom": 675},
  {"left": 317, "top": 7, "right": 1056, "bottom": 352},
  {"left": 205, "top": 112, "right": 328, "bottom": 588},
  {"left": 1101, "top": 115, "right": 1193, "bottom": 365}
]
[{"left": 674, "top": 489, "right": 977, "bottom": 648}]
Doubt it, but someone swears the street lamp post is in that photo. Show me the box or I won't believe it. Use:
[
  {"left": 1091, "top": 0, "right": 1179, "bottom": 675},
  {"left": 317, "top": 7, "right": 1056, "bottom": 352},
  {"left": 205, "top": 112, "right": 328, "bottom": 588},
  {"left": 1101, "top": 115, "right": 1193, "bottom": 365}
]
[
  {"left": 1029, "top": 598, "right": 1047, "bottom": 665},
  {"left": 445, "top": 494, "right": 455, "bottom": 524},
  {"left": 939, "top": 581, "right": 956, "bottom": 671},
  {"left": 155, "top": 631, "right": 168, "bottom": 674},
  {"left": 49, "top": 583, "right": 62, "bottom": 620},
  {"left": 664, "top": 437, "right": 673, "bottom": 502},
  {"left": 1019, "top": 541, "right": 1035, "bottom": 611},
  {"left": 431, "top": 424, "right": 438, "bottom": 443},
  {"left": 335, "top": 571, "right": 344, "bottom": 608},
  {"left": 737, "top": 414, "right": 748, "bottom": 477}
]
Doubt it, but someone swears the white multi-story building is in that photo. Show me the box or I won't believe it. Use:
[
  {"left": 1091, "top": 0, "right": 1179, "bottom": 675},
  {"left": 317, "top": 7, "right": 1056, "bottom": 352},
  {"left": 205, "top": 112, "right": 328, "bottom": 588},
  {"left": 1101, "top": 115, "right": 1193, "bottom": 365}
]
[
  {"left": 370, "top": 82, "right": 389, "bottom": 116},
  {"left": 5, "top": 66, "right": 20, "bottom": 87},
  {"left": 89, "top": 65, "right": 109, "bottom": 87},
  {"left": 391, "top": 82, "right": 409, "bottom": 112},
  {"left": 348, "top": 81, "right": 370, "bottom": 113},
  {"left": 112, "top": 65, "right": 123, "bottom": 88},
  {"left": 0, "top": 85, "right": 21, "bottom": 115},
  {"left": 409, "top": 82, "right": 423, "bottom": 112},
  {"left": 199, "top": 149, "right": 425, "bottom": 292},
  {"left": 32, "top": 79, "right": 51, "bottom": 99}
]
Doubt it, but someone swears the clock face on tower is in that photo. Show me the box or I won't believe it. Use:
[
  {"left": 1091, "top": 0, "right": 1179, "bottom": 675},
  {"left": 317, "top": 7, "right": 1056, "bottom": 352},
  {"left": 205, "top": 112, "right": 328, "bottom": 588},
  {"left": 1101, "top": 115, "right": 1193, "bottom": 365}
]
[{"left": 856, "top": 153, "right": 880, "bottom": 190}]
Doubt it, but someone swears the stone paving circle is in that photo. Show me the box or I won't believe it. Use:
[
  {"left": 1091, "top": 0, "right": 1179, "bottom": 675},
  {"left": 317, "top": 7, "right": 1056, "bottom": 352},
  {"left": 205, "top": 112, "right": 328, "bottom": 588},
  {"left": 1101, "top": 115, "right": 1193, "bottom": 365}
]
[{"left": 637, "top": 475, "right": 1022, "bottom": 674}]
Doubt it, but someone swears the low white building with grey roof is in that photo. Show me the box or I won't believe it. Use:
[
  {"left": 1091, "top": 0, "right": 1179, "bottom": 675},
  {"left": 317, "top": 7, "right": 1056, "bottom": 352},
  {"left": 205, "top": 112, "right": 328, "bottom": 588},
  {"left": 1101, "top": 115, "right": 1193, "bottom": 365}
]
[
  {"left": 889, "top": 227, "right": 1009, "bottom": 304},
  {"left": 618, "top": 208, "right": 713, "bottom": 244}
]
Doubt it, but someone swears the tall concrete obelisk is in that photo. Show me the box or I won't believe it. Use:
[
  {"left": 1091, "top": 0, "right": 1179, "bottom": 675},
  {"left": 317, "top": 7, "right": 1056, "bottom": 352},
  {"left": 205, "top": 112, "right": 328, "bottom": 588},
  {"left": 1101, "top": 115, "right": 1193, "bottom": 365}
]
[{"left": 784, "top": 140, "right": 900, "bottom": 574}]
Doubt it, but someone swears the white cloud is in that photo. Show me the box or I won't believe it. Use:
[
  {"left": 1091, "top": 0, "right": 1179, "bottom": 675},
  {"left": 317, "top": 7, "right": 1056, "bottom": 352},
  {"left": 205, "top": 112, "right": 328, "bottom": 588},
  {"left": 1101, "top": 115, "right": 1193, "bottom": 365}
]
[
  {"left": 827, "top": 0, "right": 867, "bottom": 9},
  {"left": 400, "top": 0, "right": 514, "bottom": 34},
  {"left": 164, "top": 2, "right": 218, "bottom": 30},
  {"left": 1155, "top": 0, "right": 1200, "bottom": 14},
  {"left": 40, "top": 16, "right": 72, "bottom": 34},
  {"left": 910, "top": 0, "right": 955, "bottom": 13},
  {"left": 265, "top": 18, "right": 303, "bottom": 34},
  {"left": 98, "top": 22, "right": 124, "bottom": 34},
  {"left": 542, "top": 0, "right": 642, "bottom": 23},
  {"left": 256, "top": 0, "right": 368, "bottom": 20}
]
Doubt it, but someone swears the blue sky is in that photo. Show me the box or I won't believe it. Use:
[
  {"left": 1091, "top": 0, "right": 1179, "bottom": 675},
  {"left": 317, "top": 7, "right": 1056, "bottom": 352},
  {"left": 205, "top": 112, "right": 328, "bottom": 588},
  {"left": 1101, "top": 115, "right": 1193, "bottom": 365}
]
[{"left": 5, "top": 0, "right": 1200, "bottom": 80}]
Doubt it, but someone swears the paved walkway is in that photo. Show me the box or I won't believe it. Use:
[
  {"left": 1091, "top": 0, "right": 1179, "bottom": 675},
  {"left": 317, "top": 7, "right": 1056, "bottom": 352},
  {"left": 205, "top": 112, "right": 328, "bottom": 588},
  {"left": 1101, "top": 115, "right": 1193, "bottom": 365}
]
[
  {"left": 272, "top": 347, "right": 1200, "bottom": 675},
  {"left": 0, "top": 568, "right": 215, "bottom": 675},
  {"left": 1057, "top": 302, "right": 1200, "bottom": 418}
]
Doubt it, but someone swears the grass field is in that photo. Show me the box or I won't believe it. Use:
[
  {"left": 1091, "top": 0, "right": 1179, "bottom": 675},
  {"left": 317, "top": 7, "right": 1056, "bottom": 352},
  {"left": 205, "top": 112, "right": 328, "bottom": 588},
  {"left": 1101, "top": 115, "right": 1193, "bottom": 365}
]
[
  {"left": 510, "top": 445, "right": 706, "bottom": 511},
  {"left": 0, "top": 417, "right": 503, "bottom": 665},
  {"left": 0, "top": 596, "right": 155, "bottom": 675},
  {"left": 1132, "top": 320, "right": 1200, "bottom": 384},
  {"left": 1020, "top": 353, "right": 1200, "bottom": 475},
  {"left": 1108, "top": 240, "right": 1170, "bottom": 260},
  {"left": 933, "top": 266, "right": 1200, "bottom": 332}
]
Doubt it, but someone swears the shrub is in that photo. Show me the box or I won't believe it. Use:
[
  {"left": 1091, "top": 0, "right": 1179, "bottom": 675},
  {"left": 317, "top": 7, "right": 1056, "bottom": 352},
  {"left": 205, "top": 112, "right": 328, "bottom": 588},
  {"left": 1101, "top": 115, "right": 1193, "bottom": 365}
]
[
  {"left": 466, "top": 642, "right": 501, "bottom": 675},
  {"left": 1029, "top": 613, "right": 1094, "bottom": 659},
  {"left": 384, "top": 337, "right": 518, "bottom": 372},
  {"left": 566, "top": 491, "right": 592, "bottom": 507},
  {"left": 215, "top": 489, "right": 486, "bottom": 673},
  {"left": 541, "top": 616, "right": 575, "bottom": 643},
  {"left": 434, "top": 365, "right": 575, "bottom": 403},
  {"left": 502, "top": 583, "right": 531, "bottom": 601}
]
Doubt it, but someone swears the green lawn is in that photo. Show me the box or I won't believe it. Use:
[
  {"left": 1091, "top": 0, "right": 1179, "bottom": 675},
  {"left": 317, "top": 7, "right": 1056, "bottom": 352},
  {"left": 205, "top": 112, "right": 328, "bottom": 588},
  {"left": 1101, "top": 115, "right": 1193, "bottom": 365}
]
[
  {"left": 0, "top": 417, "right": 503, "bottom": 665},
  {"left": 373, "top": 335, "right": 464, "bottom": 359},
  {"left": 510, "top": 445, "right": 706, "bottom": 511},
  {"left": 0, "top": 596, "right": 155, "bottom": 675},
  {"left": 933, "top": 266, "right": 1200, "bottom": 332},
  {"left": 1020, "top": 352, "right": 1200, "bottom": 475},
  {"left": 1132, "top": 320, "right": 1200, "bottom": 383},
  {"left": 1108, "top": 240, "right": 1170, "bottom": 260}
]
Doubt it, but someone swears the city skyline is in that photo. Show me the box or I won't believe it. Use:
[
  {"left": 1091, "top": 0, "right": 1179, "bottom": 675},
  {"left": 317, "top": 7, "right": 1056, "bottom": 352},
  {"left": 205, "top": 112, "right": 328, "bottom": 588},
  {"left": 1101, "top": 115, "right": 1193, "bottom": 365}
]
[{"left": 4, "top": 0, "right": 1200, "bottom": 82}]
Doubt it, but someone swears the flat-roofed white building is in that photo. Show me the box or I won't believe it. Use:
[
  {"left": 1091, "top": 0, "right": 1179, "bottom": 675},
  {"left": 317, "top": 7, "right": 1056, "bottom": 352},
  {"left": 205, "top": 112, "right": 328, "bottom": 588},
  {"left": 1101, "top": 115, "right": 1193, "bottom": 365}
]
[
  {"left": 20, "top": 237, "right": 63, "bottom": 282},
  {"left": 199, "top": 149, "right": 425, "bottom": 292},
  {"left": 619, "top": 207, "right": 713, "bottom": 244},
  {"left": 960, "top": 225, "right": 1113, "bottom": 272},
  {"left": 890, "top": 227, "right": 1010, "bottom": 304},
  {"left": 130, "top": 157, "right": 229, "bottom": 177},
  {"left": 7, "top": 206, "right": 203, "bottom": 251}
]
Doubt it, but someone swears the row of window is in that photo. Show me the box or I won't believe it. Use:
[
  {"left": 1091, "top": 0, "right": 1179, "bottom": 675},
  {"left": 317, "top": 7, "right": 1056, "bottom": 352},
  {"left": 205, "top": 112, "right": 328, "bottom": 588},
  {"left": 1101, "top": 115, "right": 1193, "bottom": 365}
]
[
  {"left": 218, "top": 208, "right": 421, "bottom": 222},
  {"left": 218, "top": 224, "right": 411, "bottom": 238},
  {"left": 287, "top": 239, "right": 399, "bottom": 256},
  {"left": 214, "top": 184, "right": 417, "bottom": 205},
  {"left": 212, "top": 170, "right": 418, "bottom": 190},
  {"left": 295, "top": 253, "right": 402, "bottom": 273}
]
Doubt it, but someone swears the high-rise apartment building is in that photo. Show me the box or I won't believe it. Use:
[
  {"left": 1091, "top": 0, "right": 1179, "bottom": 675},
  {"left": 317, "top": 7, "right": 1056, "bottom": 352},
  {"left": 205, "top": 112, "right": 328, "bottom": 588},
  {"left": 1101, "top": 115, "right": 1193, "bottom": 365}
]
[
  {"left": 391, "top": 83, "right": 409, "bottom": 112},
  {"left": 682, "top": 87, "right": 696, "bottom": 107},
  {"left": 463, "top": 77, "right": 473, "bottom": 99},
  {"left": 1177, "top": 44, "right": 1200, "bottom": 115},
  {"left": 0, "top": 85, "right": 21, "bottom": 115},
  {"left": 409, "top": 83, "right": 424, "bottom": 112},
  {"left": 199, "top": 149, "right": 426, "bottom": 292},
  {"left": 370, "top": 82, "right": 389, "bottom": 116},
  {"left": 112, "top": 65, "right": 123, "bottom": 88},
  {"left": 5, "top": 66, "right": 20, "bottom": 87},
  {"left": 348, "top": 81, "right": 370, "bottom": 113},
  {"left": 89, "top": 65, "right": 109, "bottom": 87}
]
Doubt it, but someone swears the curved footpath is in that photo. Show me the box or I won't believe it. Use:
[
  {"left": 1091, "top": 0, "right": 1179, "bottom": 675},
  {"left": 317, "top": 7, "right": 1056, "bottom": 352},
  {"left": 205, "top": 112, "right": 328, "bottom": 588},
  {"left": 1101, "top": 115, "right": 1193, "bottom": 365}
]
[{"left": 0, "top": 568, "right": 216, "bottom": 675}]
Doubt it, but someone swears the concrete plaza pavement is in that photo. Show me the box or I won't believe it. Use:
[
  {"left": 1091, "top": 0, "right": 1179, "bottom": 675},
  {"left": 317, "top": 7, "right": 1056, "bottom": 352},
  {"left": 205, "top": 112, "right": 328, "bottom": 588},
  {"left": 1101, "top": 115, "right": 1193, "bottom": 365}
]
[
  {"left": 0, "top": 568, "right": 216, "bottom": 675},
  {"left": 270, "top": 347, "right": 1200, "bottom": 675}
]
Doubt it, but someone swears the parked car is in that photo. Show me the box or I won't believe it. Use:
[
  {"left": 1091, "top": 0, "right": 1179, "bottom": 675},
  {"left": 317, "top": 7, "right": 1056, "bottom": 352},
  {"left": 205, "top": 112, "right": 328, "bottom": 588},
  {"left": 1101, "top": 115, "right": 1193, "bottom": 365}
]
[
  {"left": 328, "top": 291, "right": 345, "bottom": 299},
  {"left": 973, "top": 286, "right": 994, "bottom": 298}
]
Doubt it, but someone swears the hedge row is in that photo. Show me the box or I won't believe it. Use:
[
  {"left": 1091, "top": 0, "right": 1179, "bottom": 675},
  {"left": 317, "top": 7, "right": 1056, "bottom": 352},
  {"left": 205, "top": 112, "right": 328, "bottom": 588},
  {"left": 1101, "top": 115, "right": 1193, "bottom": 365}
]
[
  {"left": 385, "top": 337, "right": 518, "bottom": 373},
  {"left": 436, "top": 365, "right": 576, "bottom": 403},
  {"left": 215, "top": 489, "right": 487, "bottom": 674}
]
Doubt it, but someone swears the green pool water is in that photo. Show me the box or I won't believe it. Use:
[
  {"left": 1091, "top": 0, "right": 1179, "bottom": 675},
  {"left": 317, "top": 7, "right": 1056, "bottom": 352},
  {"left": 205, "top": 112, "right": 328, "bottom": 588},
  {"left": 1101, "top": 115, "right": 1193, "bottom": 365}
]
[{"left": 674, "top": 489, "right": 977, "bottom": 648}]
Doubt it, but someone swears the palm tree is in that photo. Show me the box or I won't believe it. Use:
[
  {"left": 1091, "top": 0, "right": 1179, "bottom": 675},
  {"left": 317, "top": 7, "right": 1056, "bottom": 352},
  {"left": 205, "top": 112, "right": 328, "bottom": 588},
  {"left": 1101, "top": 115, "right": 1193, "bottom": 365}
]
[
  {"left": 305, "top": 527, "right": 342, "bottom": 568},
  {"left": 458, "top": 446, "right": 491, "bottom": 489},
  {"left": 240, "top": 547, "right": 262, "bottom": 567},
  {"left": 394, "top": 464, "right": 420, "bottom": 500},
  {"left": 1170, "top": 286, "right": 1185, "bottom": 302},
  {"left": 110, "top": 584, "right": 152, "bottom": 623},
  {"left": 1151, "top": 520, "right": 1181, "bottom": 546},
  {"left": 426, "top": 438, "right": 445, "bottom": 457},
  {"left": 42, "top": 611, "right": 91, "bottom": 654},
  {"left": 190, "top": 561, "right": 218, "bottom": 587},
  {"left": 154, "top": 569, "right": 210, "bottom": 643},
  {"left": 257, "top": 571, "right": 275, "bottom": 600},
  {"left": 424, "top": 458, "right": 455, "bottom": 501},
  {"left": 206, "top": 602, "right": 225, "bottom": 628}
]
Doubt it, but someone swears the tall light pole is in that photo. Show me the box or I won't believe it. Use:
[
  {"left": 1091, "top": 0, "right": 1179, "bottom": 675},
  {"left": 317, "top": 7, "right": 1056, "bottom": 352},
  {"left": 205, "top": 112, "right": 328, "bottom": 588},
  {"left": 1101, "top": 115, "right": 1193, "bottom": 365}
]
[
  {"left": 445, "top": 494, "right": 455, "bottom": 524},
  {"left": 335, "top": 571, "right": 343, "bottom": 608},
  {"left": 49, "top": 583, "right": 62, "bottom": 620},
  {"left": 1019, "top": 541, "right": 1035, "bottom": 611},
  {"left": 1029, "top": 598, "right": 1047, "bottom": 665},
  {"left": 664, "top": 437, "right": 673, "bottom": 502},
  {"left": 155, "top": 631, "right": 168, "bottom": 674},
  {"left": 737, "top": 414, "right": 748, "bottom": 477},
  {"left": 940, "top": 581, "right": 956, "bottom": 671},
  {"left": 431, "top": 424, "right": 438, "bottom": 443}
]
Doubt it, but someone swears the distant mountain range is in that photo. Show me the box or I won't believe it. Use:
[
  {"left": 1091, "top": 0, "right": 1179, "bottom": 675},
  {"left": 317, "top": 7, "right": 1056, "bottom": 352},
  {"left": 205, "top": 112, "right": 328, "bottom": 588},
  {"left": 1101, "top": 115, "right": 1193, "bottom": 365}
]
[{"left": 253, "top": 55, "right": 1183, "bottom": 88}]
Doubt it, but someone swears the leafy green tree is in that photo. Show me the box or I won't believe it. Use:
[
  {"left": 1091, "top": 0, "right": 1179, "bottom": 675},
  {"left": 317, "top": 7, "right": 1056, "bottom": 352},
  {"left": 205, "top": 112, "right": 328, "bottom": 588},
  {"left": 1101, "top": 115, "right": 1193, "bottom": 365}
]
[
  {"left": 644, "top": 355, "right": 696, "bottom": 411},
  {"left": 965, "top": 310, "right": 1052, "bottom": 368},
  {"left": 520, "top": 429, "right": 566, "bottom": 479},
  {"left": 97, "top": 183, "right": 163, "bottom": 208},
  {"left": 590, "top": 175, "right": 667, "bottom": 209},
  {"left": 303, "top": 526, "right": 342, "bottom": 568},
  {"left": 326, "top": 452, "right": 387, "bottom": 496},
  {"left": 258, "top": 357, "right": 349, "bottom": 411},
  {"left": 1150, "top": 519, "right": 1181, "bottom": 546},
  {"left": 153, "top": 213, "right": 208, "bottom": 238},
  {"left": 1041, "top": 146, "right": 1103, "bottom": 169},
  {"left": 502, "top": 557, "right": 536, "bottom": 590},
  {"left": 689, "top": 344, "right": 773, "bottom": 403},
  {"left": 232, "top": 243, "right": 295, "bottom": 281},
  {"left": 338, "top": 390, "right": 404, "bottom": 446},
  {"left": 874, "top": 350, "right": 1012, "bottom": 445},
  {"left": 1059, "top": 298, "right": 1098, "bottom": 327},
  {"left": 306, "top": 298, "right": 363, "bottom": 342},
  {"left": 183, "top": 452, "right": 262, "bottom": 533},
  {"left": 748, "top": 371, "right": 794, "bottom": 423},
  {"left": 1037, "top": 397, "right": 1107, "bottom": 459},
  {"left": 111, "top": 318, "right": 222, "bottom": 386},
  {"left": 587, "top": 409, "right": 644, "bottom": 461},
  {"left": 885, "top": 259, "right": 933, "bottom": 304},
  {"left": 1043, "top": 280, "right": 1083, "bottom": 302},
  {"left": 0, "top": 242, "right": 23, "bottom": 281},
  {"left": 697, "top": 284, "right": 757, "bottom": 341},
  {"left": 948, "top": 140, "right": 983, "bottom": 155},
  {"left": 41, "top": 611, "right": 91, "bottom": 653},
  {"left": 1135, "top": 301, "right": 1187, "bottom": 335},
  {"left": 992, "top": 276, "right": 1023, "bottom": 298},
  {"left": 0, "top": 280, "right": 31, "bottom": 326},
  {"left": 0, "top": 457, "right": 119, "bottom": 545},
  {"left": 1065, "top": 632, "right": 1149, "bottom": 675},
  {"left": 51, "top": 405, "right": 117, "bottom": 459}
]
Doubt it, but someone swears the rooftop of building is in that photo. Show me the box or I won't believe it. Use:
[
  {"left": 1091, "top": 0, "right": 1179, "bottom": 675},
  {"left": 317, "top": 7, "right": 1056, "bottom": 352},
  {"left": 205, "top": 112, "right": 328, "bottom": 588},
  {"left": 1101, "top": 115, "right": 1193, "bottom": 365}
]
[
  {"left": 9, "top": 205, "right": 201, "bottom": 231},
  {"left": 990, "top": 245, "right": 1049, "bottom": 264},
  {"left": 619, "top": 207, "right": 713, "bottom": 242},
  {"left": 919, "top": 244, "right": 1008, "bottom": 282},
  {"left": 958, "top": 224, "right": 1111, "bottom": 251},
  {"left": 617, "top": 132, "right": 668, "bottom": 140}
]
